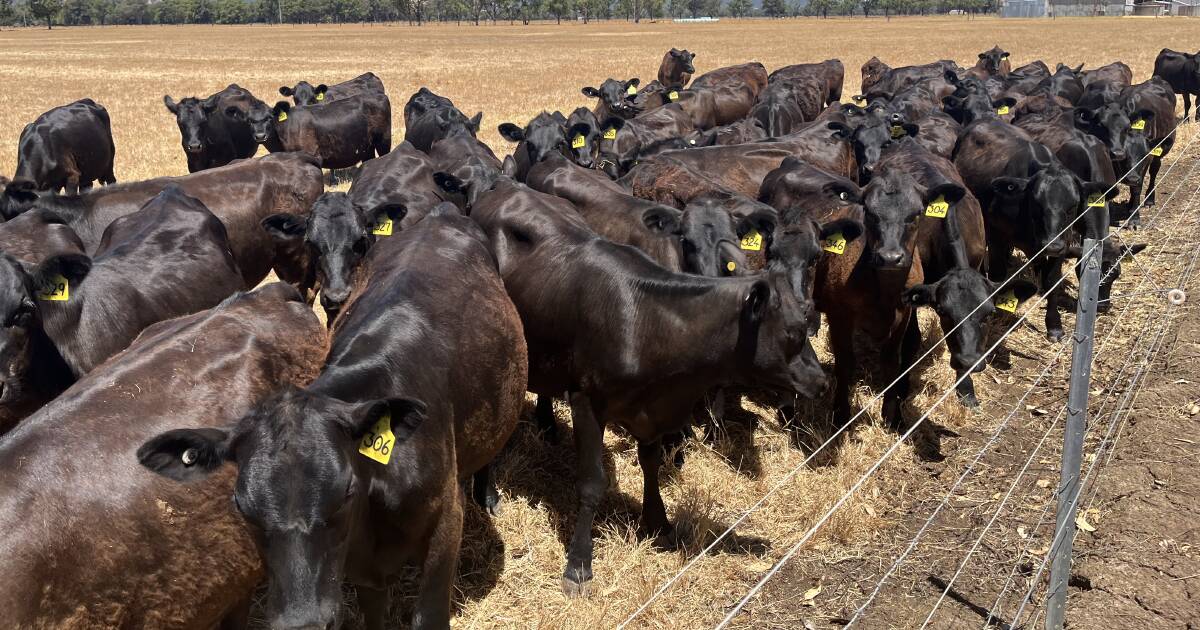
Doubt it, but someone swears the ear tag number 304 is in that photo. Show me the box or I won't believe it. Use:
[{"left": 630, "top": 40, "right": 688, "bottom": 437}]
[
  {"left": 925, "top": 195, "right": 949, "bottom": 218},
  {"left": 371, "top": 216, "right": 393, "bottom": 236},
  {"left": 358, "top": 413, "right": 394, "bottom": 465},
  {"left": 740, "top": 229, "right": 763, "bottom": 252},
  {"left": 823, "top": 232, "right": 847, "bottom": 255},
  {"left": 37, "top": 274, "right": 69, "bottom": 302},
  {"left": 995, "top": 289, "right": 1019, "bottom": 314},
  {"left": 571, "top": 134, "right": 586, "bottom": 149}
]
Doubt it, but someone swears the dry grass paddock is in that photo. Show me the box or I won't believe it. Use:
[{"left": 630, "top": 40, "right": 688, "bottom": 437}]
[{"left": 2, "top": 17, "right": 1198, "bottom": 629}]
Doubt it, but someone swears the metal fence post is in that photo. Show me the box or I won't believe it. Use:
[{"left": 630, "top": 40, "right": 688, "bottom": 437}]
[{"left": 1044, "top": 238, "right": 1102, "bottom": 630}]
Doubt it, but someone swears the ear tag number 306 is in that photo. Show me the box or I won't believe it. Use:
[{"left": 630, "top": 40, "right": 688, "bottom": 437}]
[
  {"left": 371, "top": 216, "right": 393, "bottom": 236},
  {"left": 358, "top": 413, "right": 394, "bottom": 465},
  {"left": 37, "top": 274, "right": 69, "bottom": 302},
  {"left": 995, "top": 289, "right": 1019, "bottom": 314},
  {"left": 740, "top": 229, "right": 763, "bottom": 252},
  {"left": 823, "top": 232, "right": 847, "bottom": 255},
  {"left": 925, "top": 195, "right": 949, "bottom": 218}
]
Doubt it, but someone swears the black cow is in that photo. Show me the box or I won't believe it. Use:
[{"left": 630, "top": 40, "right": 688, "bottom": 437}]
[
  {"left": 279, "top": 71, "right": 385, "bottom": 106},
  {"left": 8, "top": 99, "right": 115, "bottom": 199},
  {"left": 658, "top": 48, "right": 696, "bottom": 88},
  {"left": 252, "top": 96, "right": 392, "bottom": 169},
  {"left": 750, "top": 82, "right": 807, "bottom": 137},
  {"left": 0, "top": 185, "right": 243, "bottom": 432},
  {"left": 403, "top": 87, "right": 483, "bottom": 154},
  {"left": 349, "top": 141, "right": 446, "bottom": 231},
  {"left": 1153, "top": 48, "right": 1200, "bottom": 121},
  {"left": 498, "top": 111, "right": 590, "bottom": 181},
  {"left": 163, "top": 84, "right": 258, "bottom": 173},
  {"left": 1121, "top": 79, "right": 1178, "bottom": 214},
  {"left": 582, "top": 77, "right": 641, "bottom": 120},
  {"left": 0, "top": 208, "right": 86, "bottom": 267},
  {"left": 139, "top": 209, "right": 527, "bottom": 630}
]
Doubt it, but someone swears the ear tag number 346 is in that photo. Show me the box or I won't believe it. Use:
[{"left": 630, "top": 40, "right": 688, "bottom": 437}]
[
  {"left": 823, "top": 232, "right": 847, "bottom": 255},
  {"left": 359, "top": 413, "right": 394, "bottom": 465}
]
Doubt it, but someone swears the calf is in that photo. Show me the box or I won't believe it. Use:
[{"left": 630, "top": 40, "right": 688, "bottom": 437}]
[
  {"left": 860, "top": 58, "right": 960, "bottom": 98},
  {"left": 279, "top": 71, "right": 384, "bottom": 106},
  {"left": 10, "top": 99, "right": 115, "bottom": 197},
  {"left": 692, "top": 117, "right": 768, "bottom": 146},
  {"left": 1080, "top": 62, "right": 1133, "bottom": 89},
  {"left": 0, "top": 283, "right": 327, "bottom": 628},
  {"left": 498, "top": 111, "right": 588, "bottom": 181},
  {"left": 658, "top": 48, "right": 696, "bottom": 88},
  {"left": 687, "top": 61, "right": 769, "bottom": 127},
  {"left": 1121, "top": 79, "right": 1178, "bottom": 213},
  {"left": 164, "top": 84, "right": 258, "bottom": 173},
  {"left": 468, "top": 176, "right": 830, "bottom": 596},
  {"left": 969, "top": 45, "right": 1012, "bottom": 79},
  {"left": 138, "top": 210, "right": 526, "bottom": 630},
  {"left": 403, "top": 87, "right": 482, "bottom": 153},
  {"left": 430, "top": 133, "right": 505, "bottom": 211},
  {"left": 769, "top": 59, "right": 845, "bottom": 106},
  {"left": 255, "top": 96, "right": 391, "bottom": 169},
  {"left": 750, "top": 82, "right": 808, "bottom": 137},
  {"left": 582, "top": 77, "right": 641, "bottom": 120},
  {"left": 0, "top": 185, "right": 244, "bottom": 432},
  {"left": 1153, "top": 48, "right": 1200, "bottom": 120},
  {"left": 1037, "top": 64, "right": 1085, "bottom": 104},
  {"left": 349, "top": 141, "right": 446, "bottom": 230},
  {"left": 595, "top": 105, "right": 696, "bottom": 178}
]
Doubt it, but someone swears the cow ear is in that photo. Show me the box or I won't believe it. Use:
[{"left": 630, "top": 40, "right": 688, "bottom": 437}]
[
  {"left": 944, "top": 69, "right": 961, "bottom": 84},
  {"left": 820, "top": 218, "right": 863, "bottom": 245},
  {"left": 374, "top": 203, "right": 407, "bottom": 223},
  {"left": 568, "top": 122, "right": 593, "bottom": 142},
  {"left": 581, "top": 86, "right": 600, "bottom": 98},
  {"left": 625, "top": 78, "right": 640, "bottom": 89},
  {"left": 469, "top": 112, "right": 483, "bottom": 132},
  {"left": 502, "top": 156, "right": 518, "bottom": 178},
  {"left": 991, "top": 176, "right": 1029, "bottom": 199},
  {"left": 1123, "top": 243, "right": 1148, "bottom": 258},
  {"left": 200, "top": 95, "right": 220, "bottom": 113},
  {"left": 826, "top": 121, "right": 852, "bottom": 139},
  {"left": 261, "top": 213, "right": 307, "bottom": 241},
  {"left": 279, "top": 86, "right": 293, "bottom": 96},
  {"left": 738, "top": 209, "right": 777, "bottom": 241},
  {"left": 315, "top": 84, "right": 328, "bottom": 96},
  {"left": 34, "top": 253, "right": 92, "bottom": 295},
  {"left": 1080, "top": 180, "right": 1119, "bottom": 202},
  {"left": 1134, "top": 109, "right": 1155, "bottom": 125},
  {"left": 926, "top": 182, "right": 966, "bottom": 206},
  {"left": 433, "top": 172, "right": 465, "bottom": 195},
  {"left": 1001, "top": 51, "right": 1010, "bottom": 59},
  {"left": 163, "top": 95, "right": 179, "bottom": 114},
  {"left": 137, "top": 428, "right": 233, "bottom": 482},
  {"left": 992, "top": 96, "right": 1017, "bottom": 110},
  {"left": 641, "top": 206, "right": 681, "bottom": 233},
  {"left": 999, "top": 279, "right": 1038, "bottom": 302},
  {"left": 600, "top": 116, "right": 626, "bottom": 132},
  {"left": 902, "top": 283, "right": 938, "bottom": 306},
  {"left": 272, "top": 101, "right": 291, "bottom": 117},
  {"left": 741, "top": 281, "right": 771, "bottom": 325},
  {"left": 978, "top": 52, "right": 987, "bottom": 60},
  {"left": 902, "top": 122, "right": 920, "bottom": 138},
  {"left": 346, "top": 398, "right": 428, "bottom": 447},
  {"left": 497, "top": 123, "right": 525, "bottom": 142}
]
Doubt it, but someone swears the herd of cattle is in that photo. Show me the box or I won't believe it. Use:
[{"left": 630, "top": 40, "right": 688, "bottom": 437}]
[{"left": 0, "top": 42, "right": 1198, "bottom": 630}]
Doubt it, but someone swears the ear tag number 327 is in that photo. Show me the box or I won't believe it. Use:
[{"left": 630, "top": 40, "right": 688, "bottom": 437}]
[
  {"left": 925, "top": 195, "right": 949, "bottom": 218},
  {"left": 995, "top": 289, "right": 1019, "bottom": 314},
  {"left": 371, "top": 216, "right": 393, "bottom": 236},
  {"left": 358, "top": 413, "right": 394, "bottom": 465},
  {"left": 37, "top": 274, "right": 69, "bottom": 302},
  {"left": 823, "top": 232, "right": 847, "bottom": 255},
  {"left": 740, "top": 229, "right": 763, "bottom": 252}
]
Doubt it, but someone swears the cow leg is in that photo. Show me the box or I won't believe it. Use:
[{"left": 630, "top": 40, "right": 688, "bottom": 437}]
[
  {"left": 1124, "top": 173, "right": 1144, "bottom": 228},
  {"left": 534, "top": 395, "right": 558, "bottom": 443},
  {"left": 1185, "top": 92, "right": 1194, "bottom": 121},
  {"left": 102, "top": 166, "right": 116, "bottom": 186},
  {"left": 1040, "top": 259, "right": 1065, "bottom": 342},
  {"left": 881, "top": 313, "right": 920, "bottom": 431},
  {"left": 986, "top": 238, "right": 1011, "bottom": 284},
  {"left": 472, "top": 464, "right": 502, "bottom": 516},
  {"left": 412, "top": 492, "right": 462, "bottom": 629},
  {"left": 830, "top": 320, "right": 856, "bottom": 425},
  {"left": 1146, "top": 156, "right": 1163, "bottom": 207},
  {"left": 956, "top": 369, "right": 979, "bottom": 408},
  {"left": 637, "top": 439, "right": 675, "bottom": 547},
  {"left": 357, "top": 585, "right": 390, "bottom": 630},
  {"left": 562, "top": 392, "right": 607, "bottom": 597},
  {"left": 63, "top": 178, "right": 79, "bottom": 197},
  {"left": 374, "top": 128, "right": 392, "bottom": 158}
]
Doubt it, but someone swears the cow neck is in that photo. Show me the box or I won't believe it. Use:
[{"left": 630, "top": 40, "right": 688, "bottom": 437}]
[
  {"left": 29, "top": 323, "right": 75, "bottom": 401},
  {"left": 37, "top": 298, "right": 87, "bottom": 378}
]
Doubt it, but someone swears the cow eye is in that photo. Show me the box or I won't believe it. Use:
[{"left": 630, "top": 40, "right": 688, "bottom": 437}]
[{"left": 352, "top": 238, "right": 370, "bottom": 255}]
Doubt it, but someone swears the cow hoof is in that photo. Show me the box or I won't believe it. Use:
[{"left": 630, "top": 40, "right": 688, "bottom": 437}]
[
  {"left": 561, "top": 570, "right": 593, "bottom": 598},
  {"left": 1047, "top": 328, "right": 1065, "bottom": 342},
  {"left": 958, "top": 392, "right": 979, "bottom": 408},
  {"left": 485, "top": 497, "right": 503, "bottom": 518}
]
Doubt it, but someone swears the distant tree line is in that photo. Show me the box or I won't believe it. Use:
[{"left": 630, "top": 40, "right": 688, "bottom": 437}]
[{"left": 0, "top": 0, "right": 995, "bottom": 28}]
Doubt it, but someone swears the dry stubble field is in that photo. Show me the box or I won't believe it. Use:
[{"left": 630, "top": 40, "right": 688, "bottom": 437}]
[{"left": 2, "top": 16, "right": 1198, "bottom": 629}]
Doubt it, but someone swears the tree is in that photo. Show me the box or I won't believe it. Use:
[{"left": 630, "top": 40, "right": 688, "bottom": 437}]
[
  {"left": 544, "top": 0, "right": 569, "bottom": 21},
  {"left": 761, "top": 0, "right": 785, "bottom": 15},
  {"left": 726, "top": 0, "right": 749, "bottom": 16},
  {"left": 29, "top": 0, "right": 62, "bottom": 27},
  {"left": 0, "top": 0, "right": 13, "bottom": 24}
]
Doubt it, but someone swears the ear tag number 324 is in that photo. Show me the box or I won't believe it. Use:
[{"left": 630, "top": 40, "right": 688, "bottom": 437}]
[
  {"left": 925, "top": 195, "right": 949, "bottom": 218},
  {"left": 37, "top": 274, "right": 69, "bottom": 302},
  {"left": 995, "top": 289, "right": 1019, "bottom": 314},
  {"left": 371, "top": 216, "right": 393, "bottom": 236},
  {"left": 740, "top": 229, "right": 763, "bottom": 252},
  {"left": 358, "top": 413, "right": 394, "bottom": 465},
  {"left": 823, "top": 232, "right": 847, "bottom": 255}
]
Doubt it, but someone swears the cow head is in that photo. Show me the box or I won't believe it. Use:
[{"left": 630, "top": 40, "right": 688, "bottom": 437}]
[
  {"left": 942, "top": 92, "right": 1017, "bottom": 125},
  {"left": 0, "top": 179, "right": 41, "bottom": 220},
  {"left": 990, "top": 165, "right": 1112, "bottom": 259},
  {"left": 262, "top": 193, "right": 405, "bottom": 326},
  {"left": 1074, "top": 104, "right": 1153, "bottom": 181},
  {"left": 226, "top": 98, "right": 281, "bottom": 144},
  {"left": 668, "top": 48, "right": 696, "bottom": 74},
  {"left": 279, "top": 81, "right": 328, "bottom": 106},
  {"left": 769, "top": 216, "right": 863, "bottom": 335},
  {"left": 862, "top": 172, "right": 964, "bottom": 269},
  {"left": 565, "top": 108, "right": 601, "bottom": 169},
  {"left": 164, "top": 95, "right": 219, "bottom": 154},
  {"left": 404, "top": 86, "right": 456, "bottom": 124},
  {"left": 137, "top": 386, "right": 428, "bottom": 630},
  {"left": 736, "top": 277, "right": 828, "bottom": 400},
  {"left": 675, "top": 197, "right": 754, "bottom": 278},
  {"left": 595, "top": 117, "right": 628, "bottom": 179},
  {"left": 582, "top": 78, "right": 642, "bottom": 119},
  {"left": 860, "top": 56, "right": 890, "bottom": 92},
  {"left": 850, "top": 108, "right": 918, "bottom": 182},
  {"left": 977, "top": 46, "right": 1011, "bottom": 76},
  {"left": 0, "top": 253, "right": 91, "bottom": 408},
  {"left": 498, "top": 112, "right": 570, "bottom": 172}
]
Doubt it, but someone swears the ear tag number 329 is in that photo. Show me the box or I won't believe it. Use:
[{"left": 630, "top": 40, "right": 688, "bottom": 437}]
[
  {"left": 358, "top": 413, "right": 394, "bottom": 465},
  {"left": 371, "top": 216, "right": 393, "bottom": 236},
  {"left": 37, "top": 274, "right": 69, "bottom": 302},
  {"left": 823, "top": 232, "right": 847, "bottom": 255},
  {"left": 925, "top": 195, "right": 949, "bottom": 218},
  {"left": 740, "top": 229, "right": 763, "bottom": 252},
  {"left": 995, "top": 289, "right": 1019, "bottom": 314}
]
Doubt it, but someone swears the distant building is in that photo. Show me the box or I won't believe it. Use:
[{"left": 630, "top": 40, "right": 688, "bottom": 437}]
[{"left": 1001, "top": 0, "right": 1131, "bottom": 16}]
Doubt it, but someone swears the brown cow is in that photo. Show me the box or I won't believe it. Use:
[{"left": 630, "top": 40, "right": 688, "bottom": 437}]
[
  {"left": 255, "top": 95, "right": 392, "bottom": 169},
  {"left": 349, "top": 141, "right": 446, "bottom": 230},
  {"left": 658, "top": 48, "right": 696, "bottom": 88},
  {"left": 1080, "top": 61, "right": 1133, "bottom": 89},
  {"left": 0, "top": 282, "right": 328, "bottom": 629},
  {"left": 769, "top": 59, "right": 845, "bottom": 106}
]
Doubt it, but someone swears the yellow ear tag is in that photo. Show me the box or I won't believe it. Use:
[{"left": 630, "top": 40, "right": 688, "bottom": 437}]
[
  {"left": 571, "top": 134, "right": 586, "bottom": 149},
  {"left": 1150, "top": 146, "right": 1163, "bottom": 157},
  {"left": 668, "top": 90, "right": 679, "bottom": 102},
  {"left": 627, "top": 85, "right": 638, "bottom": 96},
  {"left": 995, "top": 289, "right": 1019, "bottom": 313},
  {"left": 371, "top": 216, "right": 393, "bottom": 236},
  {"left": 603, "top": 127, "right": 617, "bottom": 140},
  {"left": 277, "top": 111, "right": 288, "bottom": 122},
  {"left": 315, "top": 92, "right": 325, "bottom": 102},
  {"left": 725, "top": 261, "right": 737, "bottom": 272},
  {"left": 823, "top": 232, "right": 847, "bottom": 255},
  {"left": 358, "top": 413, "right": 394, "bottom": 465},
  {"left": 1087, "top": 193, "right": 1106, "bottom": 208},
  {"left": 925, "top": 195, "right": 949, "bottom": 218},
  {"left": 996, "top": 105, "right": 1011, "bottom": 115},
  {"left": 853, "top": 95, "right": 865, "bottom": 104},
  {"left": 37, "top": 274, "right": 69, "bottom": 302},
  {"left": 890, "top": 125, "right": 906, "bottom": 139},
  {"left": 740, "top": 229, "right": 763, "bottom": 251},
  {"left": 1131, "top": 118, "right": 1145, "bottom": 131}
]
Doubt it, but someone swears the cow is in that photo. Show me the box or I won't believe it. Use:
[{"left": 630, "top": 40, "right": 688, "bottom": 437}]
[
  {"left": 970, "top": 45, "right": 1012, "bottom": 79},
  {"left": 163, "top": 84, "right": 259, "bottom": 173},
  {"left": 1037, "top": 64, "right": 1085, "bottom": 104},
  {"left": 565, "top": 107, "right": 604, "bottom": 169},
  {"left": 582, "top": 77, "right": 641, "bottom": 121},
  {"left": 0, "top": 208, "right": 86, "bottom": 267},
  {"left": 595, "top": 105, "right": 696, "bottom": 178},
  {"left": 691, "top": 117, "right": 768, "bottom": 147},
  {"left": 658, "top": 48, "right": 696, "bottom": 88},
  {"left": 1153, "top": 48, "right": 1200, "bottom": 120},
  {"left": 8, "top": 99, "right": 115, "bottom": 198},
  {"left": 403, "top": 87, "right": 482, "bottom": 153},
  {"left": 465, "top": 175, "right": 830, "bottom": 596},
  {"left": 860, "top": 58, "right": 960, "bottom": 98},
  {"left": 0, "top": 185, "right": 244, "bottom": 433},
  {"left": 349, "top": 141, "right": 446, "bottom": 231},
  {"left": 253, "top": 96, "right": 392, "bottom": 169},
  {"left": 430, "top": 133, "right": 505, "bottom": 211},
  {"left": 261, "top": 192, "right": 408, "bottom": 325},
  {"left": 1119, "top": 78, "right": 1177, "bottom": 218},
  {"left": 0, "top": 282, "right": 327, "bottom": 629},
  {"left": 678, "top": 62, "right": 768, "bottom": 128},
  {"left": 749, "top": 82, "right": 808, "bottom": 137},
  {"left": 1080, "top": 61, "right": 1133, "bottom": 89},
  {"left": 769, "top": 59, "right": 845, "bottom": 106},
  {"left": 137, "top": 209, "right": 526, "bottom": 630},
  {"left": 498, "top": 111, "right": 582, "bottom": 181},
  {"left": 279, "top": 71, "right": 385, "bottom": 106},
  {"left": 6, "top": 153, "right": 322, "bottom": 293}
]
